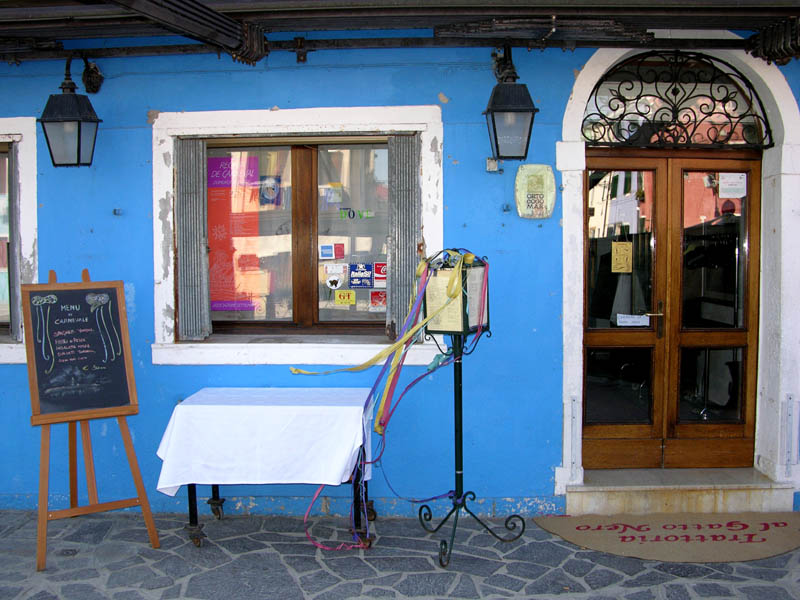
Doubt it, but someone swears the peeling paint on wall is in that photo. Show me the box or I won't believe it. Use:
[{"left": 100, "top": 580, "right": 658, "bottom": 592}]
[
  {"left": 19, "top": 236, "right": 35, "bottom": 283},
  {"left": 147, "top": 109, "right": 161, "bottom": 124},
  {"left": 430, "top": 136, "right": 441, "bottom": 166},
  {"left": 158, "top": 193, "right": 173, "bottom": 282},
  {"left": 162, "top": 305, "right": 174, "bottom": 338}
]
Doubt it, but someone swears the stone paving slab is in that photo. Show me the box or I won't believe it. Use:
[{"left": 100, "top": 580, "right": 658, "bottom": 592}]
[{"left": 0, "top": 509, "right": 797, "bottom": 599}]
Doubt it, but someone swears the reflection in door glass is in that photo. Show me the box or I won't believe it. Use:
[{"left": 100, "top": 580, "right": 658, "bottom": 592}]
[
  {"left": 587, "top": 170, "right": 653, "bottom": 328},
  {"left": 682, "top": 171, "right": 746, "bottom": 329},
  {"left": 679, "top": 347, "right": 743, "bottom": 423},
  {"left": 585, "top": 348, "right": 652, "bottom": 424}
]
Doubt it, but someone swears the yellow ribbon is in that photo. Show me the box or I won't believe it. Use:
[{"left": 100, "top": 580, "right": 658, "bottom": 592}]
[
  {"left": 289, "top": 255, "right": 463, "bottom": 377},
  {"left": 290, "top": 251, "right": 466, "bottom": 434}
]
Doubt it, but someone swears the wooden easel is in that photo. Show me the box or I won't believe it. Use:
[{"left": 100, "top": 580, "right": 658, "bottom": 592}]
[{"left": 24, "top": 270, "right": 159, "bottom": 570}]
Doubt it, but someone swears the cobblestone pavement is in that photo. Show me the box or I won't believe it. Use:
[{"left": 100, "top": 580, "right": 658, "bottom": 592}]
[{"left": 0, "top": 509, "right": 798, "bottom": 599}]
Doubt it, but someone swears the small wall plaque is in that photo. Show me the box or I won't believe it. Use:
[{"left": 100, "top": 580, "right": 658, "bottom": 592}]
[{"left": 514, "top": 164, "right": 556, "bottom": 219}]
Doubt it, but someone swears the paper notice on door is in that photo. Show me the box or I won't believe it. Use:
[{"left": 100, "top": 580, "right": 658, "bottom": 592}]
[
  {"left": 617, "top": 314, "right": 650, "bottom": 327},
  {"left": 611, "top": 242, "right": 633, "bottom": 273},
  {"left": 719, "top": 172, "right": 747, "bottom": 199}
]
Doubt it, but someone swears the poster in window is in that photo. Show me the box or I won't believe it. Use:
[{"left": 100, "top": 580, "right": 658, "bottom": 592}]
[
  {"left": 259, "top": 176, "right": 281, "bottom": 206},
  {"left": 207, "top": 155, "right": 263, "bottom": 312}
]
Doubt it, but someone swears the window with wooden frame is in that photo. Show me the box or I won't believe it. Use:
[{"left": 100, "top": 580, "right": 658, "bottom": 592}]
[{"left": 174, "top": 135, "right": 421, "bottom": 341}]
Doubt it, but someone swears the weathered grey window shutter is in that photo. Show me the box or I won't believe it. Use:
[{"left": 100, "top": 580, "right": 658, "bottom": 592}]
[
  {"left": 386, "top": 134, "right": 421, "bottom": 341},
  {"left": 7, "top": 145, "right": 21, "bottom": 341},
  {"left": 175, "top": 138, "right": 211, "bottom": 340}
]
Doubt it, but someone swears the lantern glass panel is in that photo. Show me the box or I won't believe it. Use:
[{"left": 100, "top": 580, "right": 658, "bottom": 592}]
[
  {"left": 492, "top": 111, "right": 533, "bottom": 158},
  {"left": 43, "top": 121, "right": 79, "bottom": 165},
  {"left": 79, "top": 121, "right": 99, "bottom": 164}
]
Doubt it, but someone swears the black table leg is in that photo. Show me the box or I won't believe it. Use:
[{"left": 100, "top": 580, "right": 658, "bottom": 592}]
[
  {"left": 184, "top": 483, "right": 206, "bottom": 546},
  {"left": 207, "top": 484, "right": 225, "bottom": 519},
  {"left": 352, "top": 447, "right": 374, "bottom": 546}
]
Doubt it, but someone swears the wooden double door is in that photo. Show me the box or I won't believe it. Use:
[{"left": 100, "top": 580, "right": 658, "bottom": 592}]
[{"left": 583, "top": 151, "right": 760, "bottom": 469}]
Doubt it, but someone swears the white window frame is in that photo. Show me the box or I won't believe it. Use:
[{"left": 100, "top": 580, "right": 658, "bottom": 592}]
[
  {"left": 152, "top": 106, "right": 443, "bottom": 365},
  {"left": 0, "top": 117, "right": 37, "bottom": 363}
]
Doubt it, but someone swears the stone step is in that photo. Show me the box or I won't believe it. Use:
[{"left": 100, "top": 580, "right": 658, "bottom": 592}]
[{"left": 566, "top": 468, "right": 795, "bottom": 515}]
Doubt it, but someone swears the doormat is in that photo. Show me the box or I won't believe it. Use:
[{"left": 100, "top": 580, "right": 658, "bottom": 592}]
[{"left": 533, "top": 512, "right": 800, "bottom": 563}]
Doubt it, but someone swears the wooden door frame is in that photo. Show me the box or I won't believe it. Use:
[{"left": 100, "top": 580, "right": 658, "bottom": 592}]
[{"left": 582, "top": 148, "right": 761, "bottom": 469}]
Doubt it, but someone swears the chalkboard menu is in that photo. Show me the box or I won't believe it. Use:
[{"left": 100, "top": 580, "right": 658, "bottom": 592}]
[{"left": 22, "top": 276, "right": 138, "bottom": 425}]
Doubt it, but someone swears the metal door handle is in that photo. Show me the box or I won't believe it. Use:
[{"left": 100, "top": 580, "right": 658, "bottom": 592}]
[{"left": 645, "top": 301, "right": 664, "bottom": 338}]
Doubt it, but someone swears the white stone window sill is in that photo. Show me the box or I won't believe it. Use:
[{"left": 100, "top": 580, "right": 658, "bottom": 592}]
[
  {"left": 0, "top": 340, "right": 24, "bottom": 364},
  {"left": 151, "top": 336, "right": 442, "bottom": 366}
]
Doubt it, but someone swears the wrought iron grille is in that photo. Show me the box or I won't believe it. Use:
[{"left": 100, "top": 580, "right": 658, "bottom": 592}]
[{"left": 582, "top": 51, "right": 773, "bottom": 149}]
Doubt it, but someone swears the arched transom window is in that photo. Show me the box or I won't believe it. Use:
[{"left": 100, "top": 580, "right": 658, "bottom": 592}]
[{"left": 582, "top": 51, "right": 773, "bottom": 149}]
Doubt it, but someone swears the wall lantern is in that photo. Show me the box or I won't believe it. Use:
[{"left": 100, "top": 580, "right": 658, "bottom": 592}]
[
  {"left": 38, "top": 57, "right": 102, "bottom": 167},
  {"left": 484, "top": 45, "right": 538, "bottom": 162}
]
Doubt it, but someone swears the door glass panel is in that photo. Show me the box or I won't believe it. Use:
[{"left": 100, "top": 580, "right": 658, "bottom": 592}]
[
  {"left": 207, "top": 146, "right": 292, "bottom": 322},
  {"left": 317, "top": 144, "right": 388, "bottom": 322},
  {"left": 682, "top": 171, "right": 746, "bottom": 329},
  {"left": 679, "top": 347, "right": 743, "bottom": 423},
  {"left": 587, "top": 170, "right": 654, "bottom": 328},
  {"left": 585, "top": 348, "right": 652, "bottom": 424}
]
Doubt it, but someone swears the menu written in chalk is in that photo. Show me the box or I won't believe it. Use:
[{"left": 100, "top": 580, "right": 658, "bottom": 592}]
[{"left": 22, "top": 279, "right": 137, "bottom": 424}]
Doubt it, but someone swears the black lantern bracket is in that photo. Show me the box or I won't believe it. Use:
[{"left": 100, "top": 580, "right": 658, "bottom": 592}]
[
  {"left": 484, "top": 45, "right": 538, "bottom": 169},
  {"left": 38, "top": 55, "right": 103, "bottom": 167}
]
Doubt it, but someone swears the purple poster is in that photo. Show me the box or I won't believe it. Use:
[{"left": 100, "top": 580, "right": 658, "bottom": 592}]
[{"left": 207, "top": 156, "right": 260, "bottom": 188}]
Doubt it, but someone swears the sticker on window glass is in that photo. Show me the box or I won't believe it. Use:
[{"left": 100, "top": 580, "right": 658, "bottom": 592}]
[
  {"left": 259, "top": 176, "right": 281, "bottom": 206},
  {"left": 334, "top": 243, "right": 345, "bottom": 259},
  {"left": 719, "top": 172, "right": 746, "bottom": 199},
  {"left": 319, "top": 244, "right": 334, "bottom": 260},
  {"left": 349, "top": 263, "right": 374, "bottom": 288},
  {"left": 335, "top": 290, "right": 356, "bottom": 305},
  {"left": 325, "top": 263, "right": 346, "bottom": 275},
  {"left": 369, "top": 291, "right": 387, "bottom": 312},
  {"left": 326, "top": 274, "right": 344, "bottom": 290},
  {"left": 339, "top": 207, "right": 375, "bottom": 220},
  {"left": 617, "top": 314, "right": 649, "bottom": 327},
  {"left": 611, "top": 241, "right": 633, "bottom": 273},
  {"left": 374, "top": 262, "right": 387, "bottom": 289}
]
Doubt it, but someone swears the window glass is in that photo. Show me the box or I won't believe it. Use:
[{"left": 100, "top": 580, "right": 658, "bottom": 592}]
[
  {"left": 0, "top": 152, "right": 8, "bottom": 326},
  {"left": 205, "top": 142, "right": 389, "bottom": 329},
  {"left": 682, "top": 171, "right": 747, "bottom": 329},
  {"left": 679, "top": 346, "right": 743, "bottom": 423},
  {"left": 585, "top": 347, "right": 652, "bottom": 424},
  {"left": 206, "top": 147, "right": 292, "bottom": 322},
  {"left": 586, "top": 169, "right": 654, "bottom": 328},
  {"left": 317, "top": 145, "right": 388, "bottom": 322}
]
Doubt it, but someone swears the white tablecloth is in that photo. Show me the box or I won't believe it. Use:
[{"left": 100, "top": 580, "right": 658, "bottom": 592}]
[{"left": 156, "top": 387, "right": 371, "bottom": 496}]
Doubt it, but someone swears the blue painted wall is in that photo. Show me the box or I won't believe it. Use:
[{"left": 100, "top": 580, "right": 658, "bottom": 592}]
[{"left": 1, "top": 38, "right": 797, "bottom": 518}]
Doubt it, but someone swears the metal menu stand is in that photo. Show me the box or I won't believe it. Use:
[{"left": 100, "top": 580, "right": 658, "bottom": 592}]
[{"left": 419, "top": 255, "right": 525, "bottom": 567}]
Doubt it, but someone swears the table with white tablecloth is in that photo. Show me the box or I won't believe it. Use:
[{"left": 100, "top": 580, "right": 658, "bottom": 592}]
[{"left": 156, "top": 387, "right": 373, "bottom": 542}]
